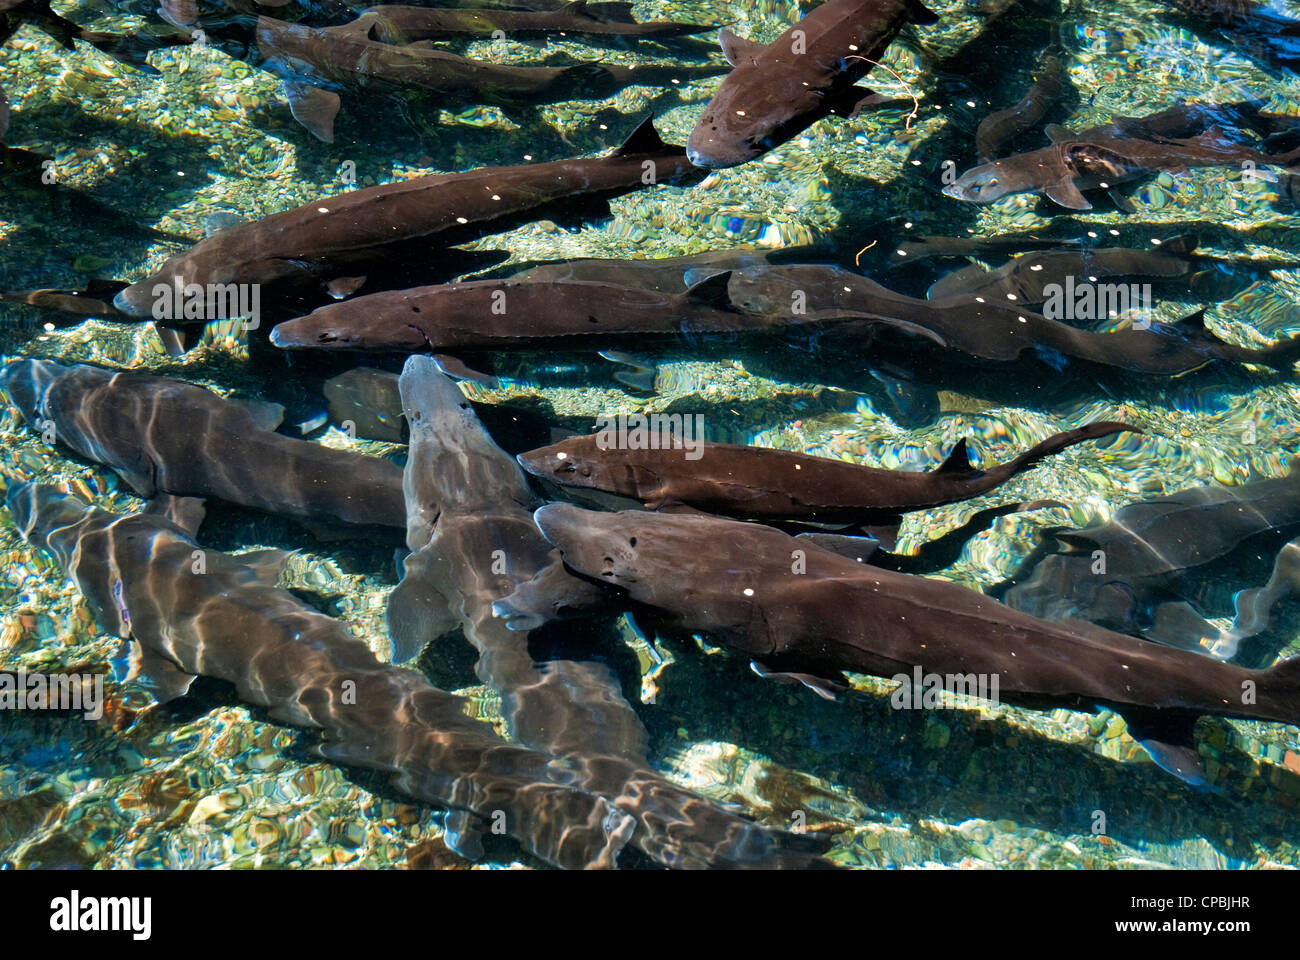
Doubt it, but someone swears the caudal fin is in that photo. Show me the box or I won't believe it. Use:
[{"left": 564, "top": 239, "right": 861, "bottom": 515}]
[{"left": 1261, "top": 655, "right": 1300, "bottom": 727}]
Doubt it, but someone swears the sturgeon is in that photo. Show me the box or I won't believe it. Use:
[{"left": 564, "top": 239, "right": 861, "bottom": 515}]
[
  {"left": 517, "top": 421, "right": 1136, "bottom": 526},
  {"left": 266, "top": 271, "right": 898, "bottom": 352},
  {"left": 112, "top": 116, "right": 701, "bottom": 317},
  {"left": 360, "top": 2, "right": 715, "bottom": 44},
  {"left": 685, "top": 0, "right": 938, "bottom": 168},
  {"left": 256, "top": 14, "right": 725, "bottom": 142},
  {"left": 946, "top": 125, "right": 1300, "bottom": 210},
  {"left": 531, "top": 503, "right": 1300, "bottom": 785},
  {"left": 387, "top": 356, "right": 830, "bottom": 867},
  {"left": 0, "top": 359, "right": 407, "bottom": 530},
  {"left": 7, "top": 482, "right": 635, "bottom": 869}
]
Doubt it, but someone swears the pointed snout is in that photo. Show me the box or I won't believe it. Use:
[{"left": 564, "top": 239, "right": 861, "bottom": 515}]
[
  {"left": 0, "top": 357, "right": 60, "bottom": 423},
  {"left": 532, "top": 502, "right": 582, "bottom": 548}
]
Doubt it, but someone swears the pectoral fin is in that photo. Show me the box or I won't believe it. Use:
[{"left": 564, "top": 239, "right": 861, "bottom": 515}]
[
  {"left": 1043, "top": 177, "right": 1092, "bottom": 210},
  {"left": 1118, "top": 707, "right": 1213, "bottom": 789},
  {"left": 123, "top": 641, "right": 199, "bottom": 704},
  {"left": 386, "top": 553, "right": 460, "bottom": 663},
  {"left": 143, "top": 494, "right": 206, "bottom": 538},
  {"left": 441, "top": 809, "right": 486, "bottom": 861},
  {"left": 825, "top": 85, "right": 896, "bottom": 119},
  {"left": 750, "top": 661, "right": 846, "bottom": 701},
  {"left": 284, "top": 81, "right": 340, "bottom": 143},
  {"left": 794, "top": 532, "right": 880, "bottom": 564},
  {"left": 236, "top": 548, "right": 295, "bottom": 588}
]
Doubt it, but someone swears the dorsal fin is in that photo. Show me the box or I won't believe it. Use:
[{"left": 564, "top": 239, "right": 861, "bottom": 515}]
[
  {"left": 143, "top": 494, "right": 206, "bottom": 538},
  {"left": 1044, "top": 123, "right": 1071, "bottom": 143},
  {"left": 719, "top": 27, "right": 765, "bottom": 67},
  {"left": 1160, "top": 233, "right": 1198, "bottom": 256},
  {"left": 682, "top": 270, "right": 734, "bottom": 309},
  {"left": 236, "top": 547, "right": 295, "bottom": 588},
  {"left": 934, "top": 437, "right": 972, "bottom": 474},
  {"left": 615, "top": 115, "right": 666, "bottom": 156},
  {"left": 1176, "top": 308, "right": 1206, "bottom": 332},
  {"left": 1054, "top": 531, "right": 1101, "bottom": 552}
]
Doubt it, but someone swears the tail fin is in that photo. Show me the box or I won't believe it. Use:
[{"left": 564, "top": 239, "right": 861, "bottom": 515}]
[
  {"left": 994, "top": 420, "right": 1140, "bottom": 480},
  {"left": 1261, "top": 655, "right": 1300, "bottom": 727}
]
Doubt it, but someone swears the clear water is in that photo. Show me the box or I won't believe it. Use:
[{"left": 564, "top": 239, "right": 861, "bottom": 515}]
[{"left": 1, "top": 0, "right": 1299, "bottom": 869}]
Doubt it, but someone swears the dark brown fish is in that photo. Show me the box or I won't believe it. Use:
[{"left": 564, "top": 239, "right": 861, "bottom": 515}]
[
  {"left": 267, "top": 271, "right": 884, "bottom": 352},
  {"left": 112, "top": 117, "right": 701, "bottom": 317},
  {"left": 256, "top": 14, "right": 725, "bottom": 142},
  {"left": 8, "top": 482, "right": 635, "bottom": 869},
  {"left": 724, "top": 263, "right": 1300, "bottom": 376},
  {"left": 0, "top": 359, "right": 406, "bottom": 530},
  {"left": 388, "top": 356, "right": 831, "bottom": 867},
  {"left": 974, "top": 52, "right": 1065, "bottom": 163},
  {"left": 532, "top": 503, "right": 1300, "bottom": 785},
  {"left": 518, "top": 421, "right": 1136, "bottom": 526},
  {"left": 686, "top": 0, "right": 938, "bottom": 168},
  {"left": 361, "top": 2, "right": 715, "bottom": 44},
  {"left": 999, "top": 461, "right": 1300, "bottom": 656},
  {"left": 947, "top": 125, "right": 1300, "bottom": 210}
]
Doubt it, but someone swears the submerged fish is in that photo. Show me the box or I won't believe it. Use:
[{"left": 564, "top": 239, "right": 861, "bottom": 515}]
[
  {"left": 7, "top": 482, "right": 635, "bottom": 869},
  {"left": 686, "top": 0, "right": 937, "bottom": 168},
  {"left": 517, "top": 420, "right": 1136, "bottom": 527},
  {"left": 387, "top": 356, "right": 830, "bottom": 867},
  {"left": 360, "top": 2, "right": 716, "bottom": 44},
  {"left": 255, "top": 14, "right": 726, "bottom": 142},
  {"left": 723, "top": 263, "right": 1300, "bottom": 376},
  {"left": 266, "top": 271, "right": 878, "bottom": 352},
  {"left": 531, "top": 503, "right": 1300, "bottom": 785},
  {"left": 946, "top": 122, "right": 1300, "bottom": 210},
  {"left": 0, "top": 359, "right": 406, "bottom": 530},
  {"left": 112, "top": 116, "right": 700, "bottom": 318},
  {"left": 998, "top": 462, "right": 1300, "bottom": 661},
  {"left": 974, "top": 51, "right": 1066, "bottom": 163}
]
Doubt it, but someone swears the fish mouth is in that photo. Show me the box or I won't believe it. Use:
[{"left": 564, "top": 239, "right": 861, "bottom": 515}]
[{"left": 685, "top": 136, "right": 755, "bottom": 170}]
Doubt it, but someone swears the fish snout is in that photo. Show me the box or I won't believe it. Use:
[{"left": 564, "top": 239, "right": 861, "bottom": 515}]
[
  {"left": 0, "top": 357, "right": 59, "bottom": 423},
  {"left": 518, "top": 449, "right": 582, "bottom": 480},
  {"left": 685, "top": 127, "right": 756, "bottom": 170},
  {"left": 112, "top": 282, "right": 156, "bottom": 318}
]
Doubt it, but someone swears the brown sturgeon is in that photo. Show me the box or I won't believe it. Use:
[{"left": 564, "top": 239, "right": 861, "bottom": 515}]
[
  {"left": 386, "top": 356, "right": 830, "bottom": 867},
  {"left": 112, "top": 116, "right": 701, "bottom": 317},
  {"left": 6, "top": 482, "right": 635, "bottom": 869},
  {"left": 974, "top": 51, "right": 1066, "bottom": 163},
  {"left": 360, "top": 2, "right": 716, "bottom": 44},
  {"left": 0, "top": 359, "right": 406, "bottom": 530},
  {"left": 256, "top": 14, "right": 725, "bottom": 142},
  {"left": 946, "top": 124, "right": 1300, "bottom": 210},
  {"left": 517, "top": 421, "right": 1136, "bottom": 526},
  {"left": 723, "top": 262, "right": 1300, "bottom": 376},
  {"left": 686, "top": 0, "right": 937, "bottom": 168},
  {"left": 267, "top": 271, "right": 902, "bottom": 352},
  {"left": 531, "top": 503, "right": 1300, "bottom": 785},
  {"left": 998, "top": 461, "right": 1300, "bottom": 663}
]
